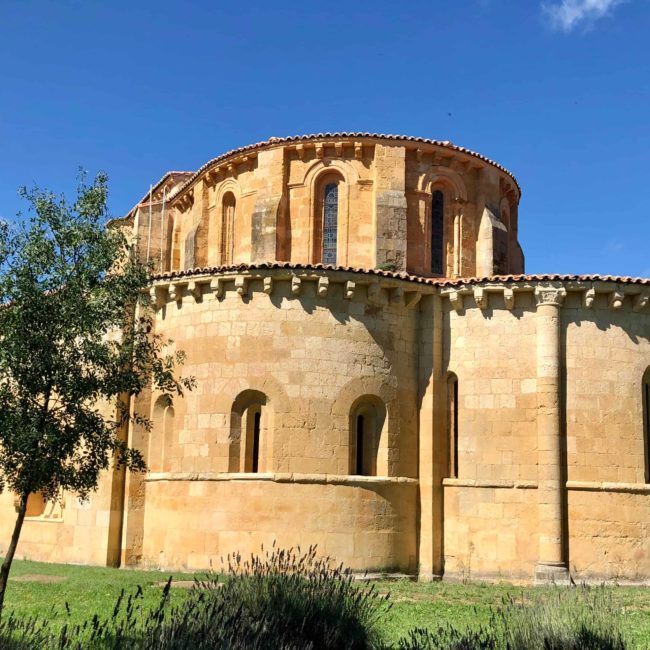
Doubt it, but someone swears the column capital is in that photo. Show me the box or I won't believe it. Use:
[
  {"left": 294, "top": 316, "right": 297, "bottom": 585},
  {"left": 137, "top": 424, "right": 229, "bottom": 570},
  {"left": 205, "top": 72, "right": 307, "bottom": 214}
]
[{"left": 534, "top": 286, "right": 567, "bottom": 308}]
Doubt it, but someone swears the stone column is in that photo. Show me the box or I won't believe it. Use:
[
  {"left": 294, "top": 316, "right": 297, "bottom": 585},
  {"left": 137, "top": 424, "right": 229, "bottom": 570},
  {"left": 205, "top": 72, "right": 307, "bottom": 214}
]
[
  {"left": 534, "top": 286, "right": 570, "bottom": 584},
  {"left": 417, "top": 294, "right": 446, "bottom": 580}
]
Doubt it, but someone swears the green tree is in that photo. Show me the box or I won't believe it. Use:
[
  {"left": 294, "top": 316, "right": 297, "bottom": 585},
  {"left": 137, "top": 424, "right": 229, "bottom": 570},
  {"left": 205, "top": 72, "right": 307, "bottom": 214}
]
[{"left": 0, "top": 172, "right": 193, "bottom": 616}]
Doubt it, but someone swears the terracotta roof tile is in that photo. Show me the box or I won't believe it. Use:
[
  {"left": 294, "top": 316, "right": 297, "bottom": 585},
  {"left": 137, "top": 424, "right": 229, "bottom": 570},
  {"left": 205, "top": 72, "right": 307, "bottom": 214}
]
[{"left": 151, "top": 263, "right": 650, "bottom": 287}]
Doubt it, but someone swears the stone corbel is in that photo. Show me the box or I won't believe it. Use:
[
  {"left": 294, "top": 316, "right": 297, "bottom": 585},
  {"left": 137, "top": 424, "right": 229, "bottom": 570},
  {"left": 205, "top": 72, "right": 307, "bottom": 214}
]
[
  {"left": 609, "top": 290, "right": 624, "bottom": 310},
  {"left": 315, "top": 144, "right": 324, "bottom": 159},
  {"left": 473, "top": 287, "right": 488, "bottom": 310},
  {"left": 633, "top": 292, "right": 649, "bottom": 313},
  {"left": 354, "top": 142, "right": 363, "bottom": 160},
  {"left": 317, "top": 276, "right": 329, "bottom": 297},
  {"left": 503, "top": 287, "right": 515, "bottom": 310},
  {"left": 415, "top": 148, "right": 424, "bottom": 162},
  {"left": 235, "top": 275, "right": 247, "bottom": 297},
  {"left": 187, "top": 281, "right": 202, "bottom": 301},
  {"left": 263, "top": 277, "right": 273, "bottom": 295},
  {"left": 291, "top": 275, "right": 301, "bottom": 296},
  {"left": 169, "top": 283, "right": 183, "bottom": 304},
  {"left": 210, "top": 278, "right": 225, "bottom": 300},
  {"left": 334, "top": 142, "right": 343, "bottom": 157},
  {"left": 449, "top": 291, "right": 463, "bottom": 313},
  {"left": 149, "top": 286, "right": 167, "bottom": 310},
  {"left": 295, "top": 144, "right": 305, "bottom": 160},
  {"left": 241, "top": 155, "right": 254, "bottom": 172},
  {"left": 583, "top": 287, "right": 596, "bottom": 309},
  {"left": 345, "top": 281, "right": 356, "bottom": 299},
  {"left": 405, "top": 291, "right": 421, "bottom": 310},
  {"left": 227, "top": 163, "right": 237, "bottom": 177}
]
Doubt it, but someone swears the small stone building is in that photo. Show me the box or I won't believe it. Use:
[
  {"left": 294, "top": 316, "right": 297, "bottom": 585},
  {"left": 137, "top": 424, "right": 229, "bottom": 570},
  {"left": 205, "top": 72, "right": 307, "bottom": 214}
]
[{"left": 2, "top": 133, "right": 648, "bottom": 584}]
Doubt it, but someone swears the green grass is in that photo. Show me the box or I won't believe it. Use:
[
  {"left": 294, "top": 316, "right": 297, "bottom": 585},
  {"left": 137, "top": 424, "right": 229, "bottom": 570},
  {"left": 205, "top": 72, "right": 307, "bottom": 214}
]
[{"left": 2, "top": 560, "right": 650, "bottom": 648}]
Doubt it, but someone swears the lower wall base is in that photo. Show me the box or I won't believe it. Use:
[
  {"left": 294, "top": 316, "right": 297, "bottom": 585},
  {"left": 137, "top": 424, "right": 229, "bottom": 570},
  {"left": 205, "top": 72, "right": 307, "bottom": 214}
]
[{"left": 139, "top": 473, "right": 418, "bottom": 572}]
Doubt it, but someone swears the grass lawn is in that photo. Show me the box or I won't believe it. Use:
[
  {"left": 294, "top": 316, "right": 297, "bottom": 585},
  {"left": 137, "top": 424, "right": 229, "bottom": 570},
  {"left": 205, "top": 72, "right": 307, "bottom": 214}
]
[{"left": 3, "top": 559, "right": 650, "bottom": 648}]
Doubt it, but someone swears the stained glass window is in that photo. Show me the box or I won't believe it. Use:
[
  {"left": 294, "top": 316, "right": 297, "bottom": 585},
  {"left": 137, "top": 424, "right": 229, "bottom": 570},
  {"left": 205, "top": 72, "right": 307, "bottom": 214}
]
[
  {"left": 322, "top": 182, "right": 338, "bottom": 265},
  {"left": 431, "top": 190, "right": 444, "bottom": 275}
]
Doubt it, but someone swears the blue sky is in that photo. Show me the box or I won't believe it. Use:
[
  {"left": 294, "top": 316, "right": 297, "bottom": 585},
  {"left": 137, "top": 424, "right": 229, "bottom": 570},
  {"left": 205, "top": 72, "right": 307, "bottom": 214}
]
[{"left": 1, "top": 0, "right": 648, "bottom": 276}]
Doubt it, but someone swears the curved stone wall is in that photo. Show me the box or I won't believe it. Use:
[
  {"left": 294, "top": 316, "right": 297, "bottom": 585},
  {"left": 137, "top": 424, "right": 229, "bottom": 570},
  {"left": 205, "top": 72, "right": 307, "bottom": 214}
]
[
  {"left": 126, "top": 134, "right": 524, "bottom": 281},
  {"left": 122, "top": 268, "right": 423, "bottom": 571},
  {"left": 142, "top": 474, "right": 417, "bottom": 572}
]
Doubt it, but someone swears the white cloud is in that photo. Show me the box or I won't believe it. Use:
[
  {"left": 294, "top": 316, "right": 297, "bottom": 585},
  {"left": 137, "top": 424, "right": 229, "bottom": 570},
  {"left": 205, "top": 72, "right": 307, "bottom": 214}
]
[{"left": 543, "top": 0, "right": 628, "bottom": 32}]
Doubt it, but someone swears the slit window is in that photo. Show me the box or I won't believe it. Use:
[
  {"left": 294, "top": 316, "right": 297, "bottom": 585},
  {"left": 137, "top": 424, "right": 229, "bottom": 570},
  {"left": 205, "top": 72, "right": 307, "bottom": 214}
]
[
  {"left": 355, "top": 414, "right": 364, "bottom": 475},
  {"left": 448, "top": 374, "right": 459, "bottom": 478},
  {"left": 252, "top": 411, "right": 261, "bottom": 473}
]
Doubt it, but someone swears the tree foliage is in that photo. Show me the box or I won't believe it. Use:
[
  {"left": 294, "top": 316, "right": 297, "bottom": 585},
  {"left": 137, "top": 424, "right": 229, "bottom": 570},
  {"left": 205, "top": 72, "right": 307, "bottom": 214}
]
[{"left": 0, "top": 170, "right": 192, "bottom": 556}]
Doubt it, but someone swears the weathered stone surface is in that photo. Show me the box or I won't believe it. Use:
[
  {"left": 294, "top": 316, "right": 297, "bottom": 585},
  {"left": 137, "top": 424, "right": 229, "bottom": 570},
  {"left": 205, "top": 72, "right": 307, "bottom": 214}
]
[{"left": 1, "top": 135, "right": 648, "bottom": 585}]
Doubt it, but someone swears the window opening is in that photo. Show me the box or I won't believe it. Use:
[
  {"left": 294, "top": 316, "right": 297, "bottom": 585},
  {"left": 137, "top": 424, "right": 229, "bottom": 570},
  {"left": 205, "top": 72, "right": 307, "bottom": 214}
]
[
  {"left": 322, "top": 183, "right": 338, "bottom": 265},
  {"left": 431, "top": 190, "right": 444, "bottom": 275}
]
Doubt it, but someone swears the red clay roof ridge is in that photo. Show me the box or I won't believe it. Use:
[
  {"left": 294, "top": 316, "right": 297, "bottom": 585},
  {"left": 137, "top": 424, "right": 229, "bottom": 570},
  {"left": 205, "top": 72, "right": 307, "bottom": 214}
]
[{"left": 150, "top": 263, "right": 650, "bottom": 287}]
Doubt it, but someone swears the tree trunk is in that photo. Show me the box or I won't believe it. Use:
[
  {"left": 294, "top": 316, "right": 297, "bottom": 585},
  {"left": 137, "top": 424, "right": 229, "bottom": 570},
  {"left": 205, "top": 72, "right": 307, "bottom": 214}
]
[{"left": 0, "top": 491, "right": 28, "bottom": 618}]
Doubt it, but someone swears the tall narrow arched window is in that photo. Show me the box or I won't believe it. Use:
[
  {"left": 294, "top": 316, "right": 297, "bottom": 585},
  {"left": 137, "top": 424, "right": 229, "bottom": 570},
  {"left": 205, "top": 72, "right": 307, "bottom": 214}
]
[
  {"left": 431, "top": 190, "right": 444, "bottom": 275},
  {"left": 350, "top": 397, "right": 387, "bottom": 476},
  {"left": 641, "top": 368, "right": 650, "bottom": 483},
  {"left": 230, "top": 390, "right": 269, "bottom": 473},
  {"left": 221, "top": 192, "right": 236, "bottom": 265},
  {"left": 322, "top": 182, "right": 338, "bottom": 264},
  {"left": 150, "top": 396, "right": 174, "bottom": 473},
  {"left": 448, "top": 373, "right": 459, "bottom": 478}
]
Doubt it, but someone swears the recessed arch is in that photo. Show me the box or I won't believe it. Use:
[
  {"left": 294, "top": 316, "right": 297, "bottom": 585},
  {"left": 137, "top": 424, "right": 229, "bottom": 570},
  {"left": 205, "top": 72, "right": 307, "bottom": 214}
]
[
  {"left": 349, "top": 395, "right": 387, "bottom": 476},
  {"left": 299, "top": 158, "right": 360, "bottom": 190},
  {"left": 150, "top": 395, "right": 175, "bottom": 473},
  {"left": 230, "top": 389, "right": 270, "bottom": 473},
  {"left": 209, "top": 179, "right": 242, "bottom": 266},
  {"left": 417, "top": 166, "right": 468, "bottom": 202}
]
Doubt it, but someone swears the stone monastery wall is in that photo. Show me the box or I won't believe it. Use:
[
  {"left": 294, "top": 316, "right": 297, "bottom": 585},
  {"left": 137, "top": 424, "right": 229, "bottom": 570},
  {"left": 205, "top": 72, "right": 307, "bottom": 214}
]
[{"left": 0, "top": 134, "right": 648, "bottom": 584}]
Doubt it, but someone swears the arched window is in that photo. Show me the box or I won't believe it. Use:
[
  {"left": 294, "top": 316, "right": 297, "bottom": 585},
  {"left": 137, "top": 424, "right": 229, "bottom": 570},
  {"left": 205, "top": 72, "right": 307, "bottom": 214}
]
[
  {"left": 350, "top": 397, "right": 387, "bottom": 476},
  {"left": 642, "top": 368, "right": 650, "bottom": 483},
  {"left": 431, "top": 190, "right": 444, "bottom": 275},
  {"left": 447, "top": 373, "right": 459, "bottom": 478},
  {"left": 313, "top": 175, "right": 342, "bottom": 265},
  {"left": 230, "top": 390, "right": 269, "bottom": 473},
  {"left": 221, "top": 192, "right": 236, "bottom": 265},
  {"left": 150, "top": 396, "right": 174, "bottom": 473},
  {"left": 322, "top": 182, "right": 338, "bottom": 264}
]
